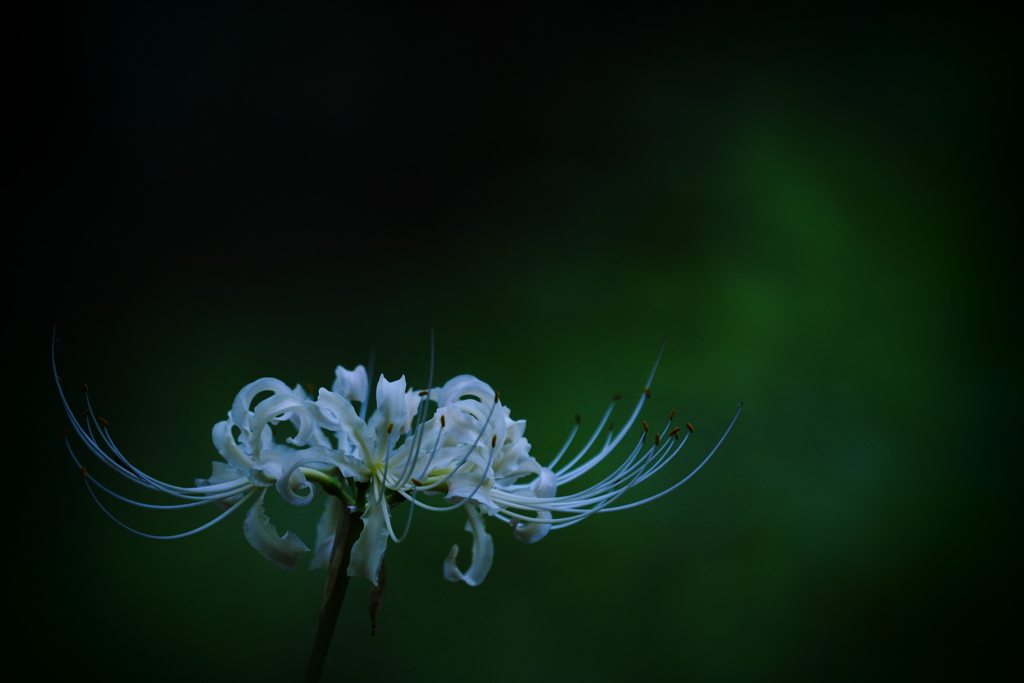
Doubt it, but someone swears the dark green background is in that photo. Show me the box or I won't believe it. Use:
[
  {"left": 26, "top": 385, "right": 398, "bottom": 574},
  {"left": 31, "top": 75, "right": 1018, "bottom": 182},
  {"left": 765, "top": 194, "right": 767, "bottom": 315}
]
[{"left": 8, "top": 4, "right": 1015, "bottom": 681}]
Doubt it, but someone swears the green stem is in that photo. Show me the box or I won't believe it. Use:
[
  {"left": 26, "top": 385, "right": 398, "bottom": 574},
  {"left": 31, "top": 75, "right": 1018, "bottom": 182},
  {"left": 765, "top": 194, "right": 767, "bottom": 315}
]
[{"left": 304, "top": 500, "right": 357, "bottom": 683}]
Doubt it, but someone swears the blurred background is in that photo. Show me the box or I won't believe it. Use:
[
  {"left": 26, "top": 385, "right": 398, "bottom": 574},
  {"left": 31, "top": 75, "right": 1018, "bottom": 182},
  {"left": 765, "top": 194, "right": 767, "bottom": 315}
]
[{"left": 8, "top": 3, "right": 1016, "bottom": 681}]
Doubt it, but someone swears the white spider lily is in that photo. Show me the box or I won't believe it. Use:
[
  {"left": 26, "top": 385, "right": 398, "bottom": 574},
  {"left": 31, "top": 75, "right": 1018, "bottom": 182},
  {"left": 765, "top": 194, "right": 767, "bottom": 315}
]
[{"left": 54, "top": 338, "right": 741, "bottom": 586}]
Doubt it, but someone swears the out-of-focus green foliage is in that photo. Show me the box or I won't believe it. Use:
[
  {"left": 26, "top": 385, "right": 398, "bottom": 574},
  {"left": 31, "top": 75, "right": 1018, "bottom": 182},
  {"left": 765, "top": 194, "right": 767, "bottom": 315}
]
[{"left": 10, "top": 4, "right": 1013, "bottom": 681}]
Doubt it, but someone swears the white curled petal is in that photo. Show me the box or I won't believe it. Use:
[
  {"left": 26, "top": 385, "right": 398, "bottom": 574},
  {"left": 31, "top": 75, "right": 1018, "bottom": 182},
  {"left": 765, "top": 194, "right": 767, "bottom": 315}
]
[
  {"left": 230, "top": 377, "right": 293, "bottom": 428},
  {"left": 313, "top": 389, "right": 372, "bottom": 453},
  {"left": 347, "top": 501, "right": 390, "bottom": 585},
  {"left": 274, "top": 448, "right": 344, "bottom": 506},
  {"left": 437, "top": 375, "right": 496, "bottom": 406},
  {"left": 443, "top": 504, "right": 494, "bottom": 586},
  {"left": 242, "top": 490, "right": 309, "bottom": 571},
  {"left": 274, "top": 462, "right": 313, "bottom": 506},
  {"left": 513, "top": 467, "right": 557, "bottom": 544},
  {"left": 249, "top": 393, "right": 308, "bottom": 442},
  {"left": 212, "top": 420, "right": 255, "bottom": 470}
]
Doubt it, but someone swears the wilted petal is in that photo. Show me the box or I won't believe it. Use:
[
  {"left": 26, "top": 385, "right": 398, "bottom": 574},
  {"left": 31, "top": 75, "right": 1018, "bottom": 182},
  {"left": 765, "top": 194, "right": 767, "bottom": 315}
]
[
  {"left": 310, "top": 495, "right": 342, "bottom": 570},
  {"left": 242, "top": 490, "right": 309, "bottom": 571},
  {"left": 443, "top": 504, "right": 494, "bottom": 586},
  {"left": 347, "top": 500, "right": 389, "bottom": 585}
]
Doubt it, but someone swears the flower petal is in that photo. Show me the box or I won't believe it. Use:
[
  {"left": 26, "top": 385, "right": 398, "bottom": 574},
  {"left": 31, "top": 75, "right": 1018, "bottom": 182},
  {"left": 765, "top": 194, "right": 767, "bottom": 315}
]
[
  {"left": 443, "top": 504, "right": 494, "bottom": 586},
  {"left": 512, "top": 467, "right": 557, "bottom": 544},
  {"left": 347, "top": 499, "right": 389, "bottom": 585},
  {"left": 242, "top": 490, "right": 309, "bottom": 571},
  {"left": 367, "top": 375, "right": 409, "bottom": 453},
  {"left": 310, "top": 495, "right": 342, "bottom": 570},
  {"left": 332, "top": 365, "right": 369, "bottom": 403}
]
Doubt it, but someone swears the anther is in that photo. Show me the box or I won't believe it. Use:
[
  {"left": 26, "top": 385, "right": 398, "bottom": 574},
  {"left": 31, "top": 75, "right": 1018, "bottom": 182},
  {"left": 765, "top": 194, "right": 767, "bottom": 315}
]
[
  {"left": 642, "top": 420, "right": 649, "bottom": 433},
  {"left": 613, "top": 393, "right": 622, "bottom": 401},
  {"left": 98, "top": 417, "right": 109, "bottom": 428},
  {"left": 387, "top": 423, "right": 394, "bottom": 434},
  {"left": 82, "top": 408, "right": 91, "bottom": 418},
  {"left": 575, "top": 413, "right": 581, "bottom": 425},
  {"left": 441, "top": 415, "right": 446, "bottom": 428},
  {"left": 494, "top": 390, "right": 500, "bottom": 403},
  {"left": 60, "top": 427, "right": 70, "bottom": 439},
  {"left": 686, "top": 422, "right": 694, "bottom": 433},
  {"left": 418, "top": 390, "right": 429, "bottom": 396},
  {"left": 82, "top": 383, "right": 89, "bottom": 393},
  {"left": 654, "top": 433, "right": 661, "bottom": 446},
  {"left": 491, "top": 434, "right": 497, "bottom": 448},
  {"left": 669, "top": 426, "right": 681, "bottom": 439},
  {"left": 643, "top": 387, "right": 651, "bottom": 398},
  {"left": 80, "top": 467, "right": 87, "bottom": 479},
  {"left": 57, "top": 376, "right": 62, "bottom": 386},
  {"left": 669, "top": 409, "right": 676, "bottom": 420}
]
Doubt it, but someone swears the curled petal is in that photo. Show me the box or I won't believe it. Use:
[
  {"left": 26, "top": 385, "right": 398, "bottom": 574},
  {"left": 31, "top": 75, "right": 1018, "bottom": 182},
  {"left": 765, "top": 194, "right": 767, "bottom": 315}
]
[
  {"left": 312, "top": 389, "right": 373, "bottom": 454},
  {"left": 212, "top": 420, "right": 255, "bottom": 470},
  {"left": 230, "top": 378, "right": 294, "bottom": 430},
  {"left": 249, "top": 393, "right": 310, "bottom": 446},
  {"left": 347, "top": 500, "right": 390, "bottom": 585},
  {"left": 443, "top": 504, "right": 494, "bottom": 586},
  {"left": 242, "top": 490, "right": 309, "bottom": 571},
  {"left": 437, "top": 375, "right": 496, "bottom": 406},
  {"left": 273, "top": 448, "right": 342, "bottom": 506}
]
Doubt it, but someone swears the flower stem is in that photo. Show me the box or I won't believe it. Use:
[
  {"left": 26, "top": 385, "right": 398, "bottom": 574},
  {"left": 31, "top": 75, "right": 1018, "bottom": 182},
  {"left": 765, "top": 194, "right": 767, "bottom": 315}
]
[{"left": 304, "top": 501, "right": 356, "bottom": 683}]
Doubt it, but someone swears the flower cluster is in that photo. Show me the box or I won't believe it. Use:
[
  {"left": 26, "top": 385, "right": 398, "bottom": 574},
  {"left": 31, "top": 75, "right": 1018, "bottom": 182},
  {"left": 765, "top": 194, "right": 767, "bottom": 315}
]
[{"left": 55, "top": 345, "right": 741, "bottom": 586}]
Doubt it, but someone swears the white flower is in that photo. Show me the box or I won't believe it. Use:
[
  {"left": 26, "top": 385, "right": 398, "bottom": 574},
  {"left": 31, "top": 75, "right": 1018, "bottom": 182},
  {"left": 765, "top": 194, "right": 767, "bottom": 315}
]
[{"left": 54, "top": 339, "right": 741, "bottom": 586}]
